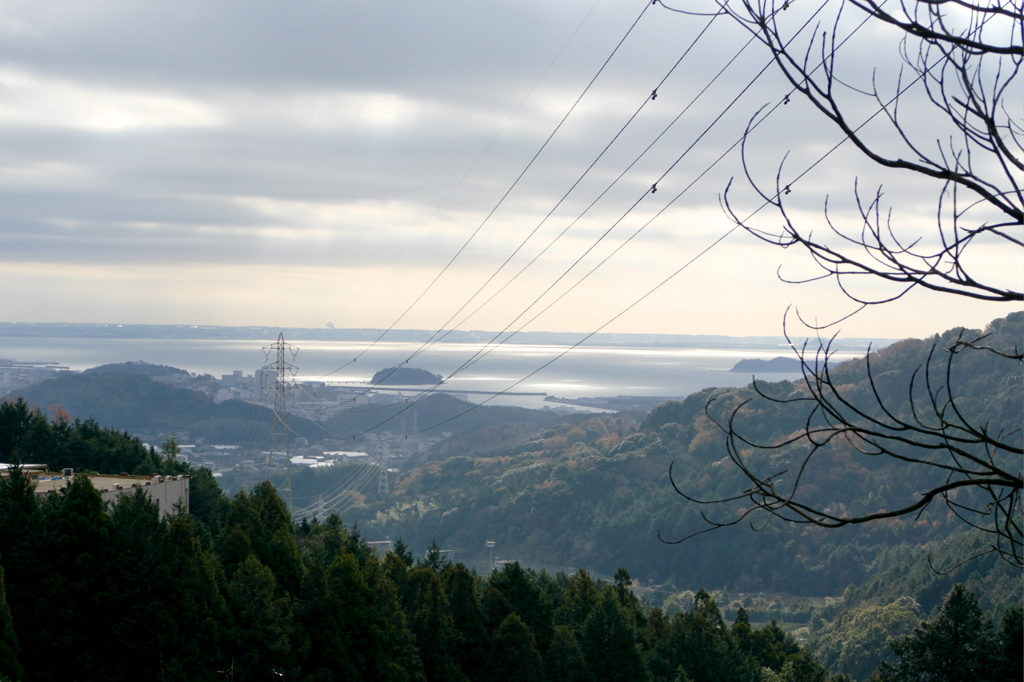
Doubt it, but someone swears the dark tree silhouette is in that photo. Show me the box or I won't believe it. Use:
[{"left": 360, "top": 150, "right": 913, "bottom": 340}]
[{"left": 669, "top": 0, "right": 1023, "bottom": 565}]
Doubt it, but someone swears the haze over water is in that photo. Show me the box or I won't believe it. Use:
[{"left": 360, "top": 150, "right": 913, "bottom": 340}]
[{"left": 1, "top": 336, "right": 864, "bottom": 409}]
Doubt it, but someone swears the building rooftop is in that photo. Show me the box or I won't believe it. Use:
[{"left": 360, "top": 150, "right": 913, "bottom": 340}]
[{"left": 0, "top": 465, "right": 191, "bottom": 518}]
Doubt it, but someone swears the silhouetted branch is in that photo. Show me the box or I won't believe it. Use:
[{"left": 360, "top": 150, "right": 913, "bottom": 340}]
[
  {"left": 675, "top": 317, "right": 1023, "bottom": 566},
  {"left": 716, "top": 0, "right": 1022, "bottom": 305},
  {"left": 667, "top": 0, "right": 1023, "bottom": 566}
]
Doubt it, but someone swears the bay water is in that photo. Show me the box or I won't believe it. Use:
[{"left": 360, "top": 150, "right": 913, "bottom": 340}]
[{"left": 0, "top": 336, "right": 862, "bottom": 409}]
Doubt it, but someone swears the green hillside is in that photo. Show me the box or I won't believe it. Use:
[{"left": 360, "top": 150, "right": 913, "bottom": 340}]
[
  {"left": 320, "top": 393, "right": 562, "bottom": 443},
  {"left": 323, "top": 314, "right": 1022, "bottom": 600},
  {"left": 10, "top": 371, "right": 322, "bottom": 443}
]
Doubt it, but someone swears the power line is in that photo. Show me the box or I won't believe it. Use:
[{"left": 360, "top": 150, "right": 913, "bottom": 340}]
[
  {"left": 303, "top": 1, "right": 894, "bottom": 443},
  {"left": 289, "top": 5, "right": 746, "bottom": 428},
  {"left": 317, "top": 0, "right": 607, "bottom": 333},
  {"left": 250, "top": 0, "right": 875, "bottom": 449},
  {"left": 288, "top": 2, "right": 834, "bottom": 440},
  {"left": 314, "top": 0, "right": 656, "bottom": 382}
]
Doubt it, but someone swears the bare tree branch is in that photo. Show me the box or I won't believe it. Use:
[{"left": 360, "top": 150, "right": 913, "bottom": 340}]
[
  {"left": 716, "top": 0, "right": 1022, "bottom": 304},
  {"left": 667, "top": 0, "right": 1022, "bottom": 565}
]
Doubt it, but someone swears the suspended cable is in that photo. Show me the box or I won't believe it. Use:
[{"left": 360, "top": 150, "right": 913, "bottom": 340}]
[
  {"left": 288, "top": 5, "right": 740, "bottom": 426},
  {"left": 315, "top": 0, "right": 656, "bottom": 382},
  {"left": 305, "top": 1, "right": 888, "bottom": 442},
  {"left": 248, "top": 0, "right": 870, "bottom": 449},
  {"left": 317, "top": 0, "right": 606, "bottom": 331}
]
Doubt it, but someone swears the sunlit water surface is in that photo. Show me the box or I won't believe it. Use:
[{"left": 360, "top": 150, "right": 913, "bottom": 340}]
[{"left": 1, "top": 337, "right": 862, "bottom": 409}]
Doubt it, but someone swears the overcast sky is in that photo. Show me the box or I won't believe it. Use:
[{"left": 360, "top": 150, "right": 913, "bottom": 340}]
[{"left": 0, "top": 0, "right": 1018, "bottom": 339}]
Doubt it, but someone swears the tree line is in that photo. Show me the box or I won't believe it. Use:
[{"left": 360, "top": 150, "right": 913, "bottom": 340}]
[
  {"left": 0, "top": 460, "right": 835, "bottom": 682},
  {"left": 0, "top": 465, "right": 1018, "bottom": 682}
]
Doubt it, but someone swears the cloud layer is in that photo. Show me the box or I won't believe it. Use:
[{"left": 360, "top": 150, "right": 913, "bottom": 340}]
[{"left": 0, "top": 0, "right": 1016, "bottom": 338}]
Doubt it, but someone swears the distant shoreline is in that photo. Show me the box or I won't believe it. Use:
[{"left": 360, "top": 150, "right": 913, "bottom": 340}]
[{"left": 0, "top": 322, "right": 891, "bottom": 353}]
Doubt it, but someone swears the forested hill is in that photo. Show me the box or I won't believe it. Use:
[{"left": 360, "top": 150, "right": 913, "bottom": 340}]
[
  {"left": 332, "top": 313, "right": 1022, "bottom": 599},
  {"left": 10, "top": 366, "right": 563, "bottom": 447},
  {"left": 11, "top": 371, "right": 322, "bottom": 443}
]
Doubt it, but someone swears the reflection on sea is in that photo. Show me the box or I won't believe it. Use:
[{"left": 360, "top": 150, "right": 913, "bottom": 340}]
[{"left": 0, "top": 337, "right": 862, "bottom": 410}]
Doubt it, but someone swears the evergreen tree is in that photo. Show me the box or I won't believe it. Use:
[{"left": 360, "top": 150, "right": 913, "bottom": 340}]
[
  {"left": 874, "top": 584, "right": 998, "bottom": 682},
  {"left": 774, "top": 655, "right": 832, "bottom": 682},
  {"left": 421, "top": 538, "right": 451, "bottom": 573},
  {"left": 994, "top": 606, "right": 1023, "bottom": 681},
  {"left": 156, "top": 515, "right": 228, "bottom": 681},
  {"left": 546, "top": 624, "right": 590, "bottom": 682},
  {"left": 0, "top": 564, "right": 22, "bottom": 682},
  {"left": 293, "top": 557, "right": 357, "bottom": 680},
  {"left": 404, "top": 567, "right": 462, "bottom": 681},
  {"left": 300, "top": 513, "right": 348, "bottom": 568},
  {"left": 251, "top": 481, "right": 303, "bottom": 595},
  {"left": 188, "top": 466, "right": 229, "bottom": 530},
  {"left": 392, "top": 537, "right": 415, "bottom": 568},
  {"left": 225, "top": 555, "right": 292, "bottom": 681},
  {"left": 443, "top": 562, "right": 489, "bottom": 680},
  {"left": 641, "top": 607, "right": 675, "bottom": 682},
  {"left": 730, "top": 608, "right": 754, "bottom": 654},
  {"left": 0, "top": 399, "right": 53, "bottom": 463},
  {"left": 217, "top": 489, "right": 258, "bottom": 578},
  {"left": 0, "top": 464, "right": 40, "bottom": 675},
  {"left": 676, "top": 590, "right": 758, "bottom": 682},
  {"left": 554, "top": 569, "right": 601, "bottom": 633},
  {"left": 32, "top": 474, "right": 115, "bottom": 680},
  {"left": 489, "top": 562, "right": 554, "bottom": 652},
  {"left": 613, "top": 568, "right": 645, "bottom": 629},
  {"left": 482, "top": 585, "right": 514, "bottom": 635},
  {"left": 749, "top": 620, "right": 800, "bottom": 672},
  {"left": 364, "top": 559, "right": 425, "bottom": 682},
  {"left": 329, "top": 552, "right": 409, "bottom": 680},
  {"left": 491, "top": 613, "right": 545, "bottom": 682},
  {"left": 106, "top": 489, "right": 164, "bottom": 677},
  {"left": 580, "top": 590, "right": 649, "bottom": 682}
]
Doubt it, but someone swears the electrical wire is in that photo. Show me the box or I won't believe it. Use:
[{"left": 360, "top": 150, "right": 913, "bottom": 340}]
[
  {"left": 282, "top": 4, "right": 741, "bottom": 426},
  {"left": 291, "top": 0, "right": 890, "bottom": 443},
  {"left": 317, "top": 0, "right": 607, "bottom": 332},
  {"left": 281, "top": 0, "right": 833, "bottom": 441},
  {"left": 245, "top": 0, "right": 890, "bottom": 488},
  {"left": 377, "top": 15, "right": 945, "bottom": 442},
  {"left": 314, "top": 0, "right": 656, "bottom": 382}
]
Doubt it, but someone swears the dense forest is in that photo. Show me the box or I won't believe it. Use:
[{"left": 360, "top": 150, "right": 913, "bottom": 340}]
[
  {"left": 0, "top": 433, "right": 851, "bottom": 682},
  {"left": 0, "top": 455, "right": 1018, "bottom": 681}
]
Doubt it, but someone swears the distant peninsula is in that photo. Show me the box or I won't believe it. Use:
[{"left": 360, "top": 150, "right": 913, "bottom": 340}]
[
  {"left": 371, "top": 367, "right": 443, "bottom": 385},
  {"left": 729, "top": 357, "right": 803, "bottom": 373}
]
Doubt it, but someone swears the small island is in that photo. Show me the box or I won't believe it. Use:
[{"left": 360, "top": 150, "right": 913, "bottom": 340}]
[
  {"left": 83, "top": 361, "right": 190, "bottom": 377},
  {"left": 729, "top": 357, "right": 803, "bottom": 373},
  {"left": 371, "top": 366, "right": 443, "bottom": 385}
]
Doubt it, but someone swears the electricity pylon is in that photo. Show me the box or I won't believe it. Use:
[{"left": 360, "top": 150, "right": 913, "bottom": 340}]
[
  {"left": 378, "top": 443, "right": 390, "bottom": 495},
  {"left": 261, "top": 332, "right": 298, "bottom": 514}
]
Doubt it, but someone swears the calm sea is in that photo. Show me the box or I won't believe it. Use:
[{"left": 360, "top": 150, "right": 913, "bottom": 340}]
[{"left": 0, "top": 336, "right": 861, "bottom": 409}]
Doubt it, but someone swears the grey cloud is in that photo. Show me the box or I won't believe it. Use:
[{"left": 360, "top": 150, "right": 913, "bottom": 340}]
[
  {"left": 3, "top": 1, "right": 613, "bottom": 97},
  {"left": 0, "top": 0, "right": 973, "bottom": 335}
]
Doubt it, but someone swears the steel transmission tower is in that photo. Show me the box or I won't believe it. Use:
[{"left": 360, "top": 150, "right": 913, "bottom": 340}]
[
  {"left": 378, "top": 443, "right": 390, "bottom": 495},
  {"left": 261, "top": 332, "right": 298, "bottom": 513}
]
